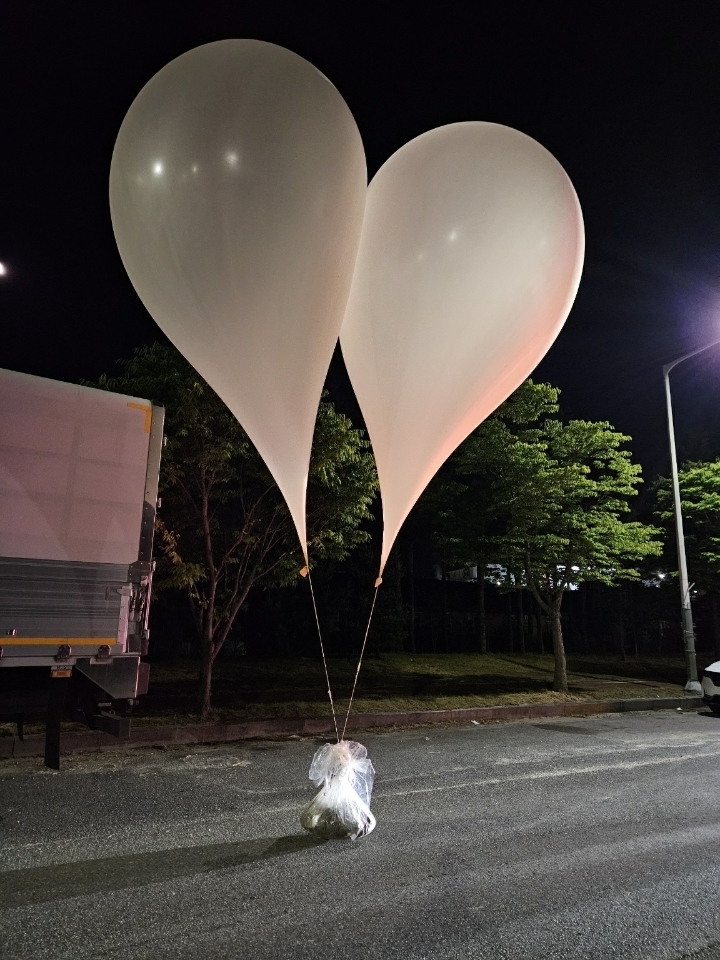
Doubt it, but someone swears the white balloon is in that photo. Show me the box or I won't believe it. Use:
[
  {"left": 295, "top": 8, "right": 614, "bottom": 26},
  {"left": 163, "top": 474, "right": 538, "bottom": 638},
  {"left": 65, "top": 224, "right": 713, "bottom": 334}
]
[
  {"left": 110, "top": 40, "right": 367, "bottom": 560},
  {"left": 340, "top": 122, "right": 584, "bottom": 575}
]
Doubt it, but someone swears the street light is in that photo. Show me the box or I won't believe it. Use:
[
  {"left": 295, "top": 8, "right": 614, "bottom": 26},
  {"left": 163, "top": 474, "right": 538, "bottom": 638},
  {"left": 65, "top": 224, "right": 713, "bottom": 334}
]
[{"left": 663, "top": 338, "right": 720, "bottom": 693}]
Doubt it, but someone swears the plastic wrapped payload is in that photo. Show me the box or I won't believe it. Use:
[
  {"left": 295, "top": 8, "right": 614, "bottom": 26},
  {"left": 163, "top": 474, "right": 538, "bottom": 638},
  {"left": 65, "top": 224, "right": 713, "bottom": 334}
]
[{"left": 300, "top": 740, "right": 376, "bottom": 840}]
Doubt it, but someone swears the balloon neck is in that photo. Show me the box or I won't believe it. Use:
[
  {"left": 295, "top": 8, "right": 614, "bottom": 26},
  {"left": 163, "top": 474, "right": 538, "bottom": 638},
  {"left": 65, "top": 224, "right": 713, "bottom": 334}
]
[{"left": 374, "top": 576, "right": 383, "bottom": 588}]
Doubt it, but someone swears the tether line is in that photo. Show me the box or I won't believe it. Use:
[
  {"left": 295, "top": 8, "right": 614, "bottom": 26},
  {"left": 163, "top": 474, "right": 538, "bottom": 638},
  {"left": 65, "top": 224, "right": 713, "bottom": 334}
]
[
  {"left": 341, "top": 584, "right": 381, "bottom": 742},
  {"left": 306, "top": 568, "right": 339, "bottom": 742}
]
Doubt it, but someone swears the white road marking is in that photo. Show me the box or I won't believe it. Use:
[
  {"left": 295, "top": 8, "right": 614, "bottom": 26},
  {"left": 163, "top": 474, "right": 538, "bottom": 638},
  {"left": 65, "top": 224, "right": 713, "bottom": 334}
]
[
  {"left": 494, "top": 736, "right": 720, "bottom": 764},
  {"left": 377, "top": 747, "right": 720, "bottom": 799}
]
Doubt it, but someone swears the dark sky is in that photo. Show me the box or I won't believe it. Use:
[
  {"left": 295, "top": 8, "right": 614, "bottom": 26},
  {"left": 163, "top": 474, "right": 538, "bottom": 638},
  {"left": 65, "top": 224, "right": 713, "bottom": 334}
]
[{"left": 3, "top": 2, "right": 720, "bottom": 486}]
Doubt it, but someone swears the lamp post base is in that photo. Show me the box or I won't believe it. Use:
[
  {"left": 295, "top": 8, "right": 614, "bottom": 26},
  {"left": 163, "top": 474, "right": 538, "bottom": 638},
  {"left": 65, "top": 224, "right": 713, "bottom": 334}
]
[{"left": 684, "top": 680, "right": 702, "bottom": 694}]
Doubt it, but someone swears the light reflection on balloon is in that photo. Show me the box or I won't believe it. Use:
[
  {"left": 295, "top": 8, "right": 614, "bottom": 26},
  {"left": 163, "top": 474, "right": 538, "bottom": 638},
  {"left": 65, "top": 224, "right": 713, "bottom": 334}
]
[
  {"left": 110, "top": 40, "right": 367, "bottom": 560},
  {"left": 340, "top": 121, "right": 584, "bottom": 576}
]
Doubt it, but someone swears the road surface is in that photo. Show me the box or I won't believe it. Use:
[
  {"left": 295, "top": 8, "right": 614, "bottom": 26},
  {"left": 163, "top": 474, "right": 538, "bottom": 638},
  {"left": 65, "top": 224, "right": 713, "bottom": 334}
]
[{"left": 1, "top": 710, "right": 719, "bottom": 959}]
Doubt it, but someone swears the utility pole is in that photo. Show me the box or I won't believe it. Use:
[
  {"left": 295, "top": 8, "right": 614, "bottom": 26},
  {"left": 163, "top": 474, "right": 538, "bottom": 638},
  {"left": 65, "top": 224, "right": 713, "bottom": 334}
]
[{"left": 663, "top": 339, "right": 720, "bottom": 693}]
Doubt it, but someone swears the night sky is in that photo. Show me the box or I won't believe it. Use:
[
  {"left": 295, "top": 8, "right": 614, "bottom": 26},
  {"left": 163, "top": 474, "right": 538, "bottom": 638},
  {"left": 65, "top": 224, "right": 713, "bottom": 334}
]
[{"left": 3, "top": 3, "right": 720, "bottom": 490}]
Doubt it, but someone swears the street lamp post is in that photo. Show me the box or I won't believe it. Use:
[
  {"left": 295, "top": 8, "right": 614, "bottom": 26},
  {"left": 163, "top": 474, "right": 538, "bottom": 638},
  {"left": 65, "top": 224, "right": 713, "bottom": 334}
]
[{"left": 663, "top": 338, "right": 720, "bottom": 694}]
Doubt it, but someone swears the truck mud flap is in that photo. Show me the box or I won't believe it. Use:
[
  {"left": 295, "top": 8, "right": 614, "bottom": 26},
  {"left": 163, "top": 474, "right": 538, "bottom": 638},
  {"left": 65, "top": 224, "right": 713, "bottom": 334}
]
[{"left": 74, "top": 656, "right": 141, "bottom": 699}]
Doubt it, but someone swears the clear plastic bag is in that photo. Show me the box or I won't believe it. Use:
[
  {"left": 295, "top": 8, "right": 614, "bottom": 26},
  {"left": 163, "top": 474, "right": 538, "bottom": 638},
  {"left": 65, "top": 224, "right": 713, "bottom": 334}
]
[{"left": 300, "top": 740, "right": 376, "bottom": 840}]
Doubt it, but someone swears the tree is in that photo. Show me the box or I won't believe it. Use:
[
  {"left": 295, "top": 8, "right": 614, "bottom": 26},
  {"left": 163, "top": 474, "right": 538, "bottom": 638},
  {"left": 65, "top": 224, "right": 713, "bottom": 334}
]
[
  {"left": 499, "top": 418, "right": 662, "bottom": 690},
  {"left": 655, "top": 459, "right": 720, "bottom": 655},
  {"left": 422, "top": 381, "right": 662, "bottom": 691},
  {"left": 655, "top": 459, "right": 720, "bottom": 580},
  {"left": 94, "top": 343, "right": 378, "bottom": 716},
  {"left": 421, "top": 380, "right": 560, "bottom": 653}
]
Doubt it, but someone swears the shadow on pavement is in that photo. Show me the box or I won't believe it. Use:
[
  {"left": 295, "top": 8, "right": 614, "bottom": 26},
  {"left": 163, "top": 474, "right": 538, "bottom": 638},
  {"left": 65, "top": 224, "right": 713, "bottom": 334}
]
[
  {"left": 0, "top": 833, "right": 326, "bottom": 908},
  {"left": 530, "top": 722, "right": 597, "bottom": 736}
]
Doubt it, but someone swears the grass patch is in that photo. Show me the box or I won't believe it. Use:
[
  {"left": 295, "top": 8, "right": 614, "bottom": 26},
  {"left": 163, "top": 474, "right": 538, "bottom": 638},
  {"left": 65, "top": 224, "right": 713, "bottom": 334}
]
[
  {"left": 0, "top": 653, "right": 694, "bottom": 737},
  {"left": 129, "top": 652, "right": 690, "bottom": 725}
]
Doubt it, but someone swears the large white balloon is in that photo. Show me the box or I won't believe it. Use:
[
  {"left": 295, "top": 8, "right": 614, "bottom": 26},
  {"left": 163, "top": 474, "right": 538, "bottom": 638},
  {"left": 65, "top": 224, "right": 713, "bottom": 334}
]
[
  {"left": 110, "top": 40, "right": 366, "bottom": 561},
  {"left": 340, "top": 122, "right": 584, "bottom": 575}
]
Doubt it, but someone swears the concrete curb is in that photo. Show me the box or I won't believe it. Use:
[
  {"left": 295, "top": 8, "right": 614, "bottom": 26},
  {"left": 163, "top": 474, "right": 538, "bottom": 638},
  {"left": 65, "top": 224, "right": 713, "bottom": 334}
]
[{"left": 0, "top": 696, "right": 705, "bottom": 759}]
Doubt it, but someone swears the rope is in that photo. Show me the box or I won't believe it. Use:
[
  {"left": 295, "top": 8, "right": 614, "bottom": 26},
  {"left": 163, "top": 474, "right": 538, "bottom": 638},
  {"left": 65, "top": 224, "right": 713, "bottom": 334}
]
[
  {"left": 341, "top": 583, "right": 381, "bottom": 742},
  {"left": 306, "top": 568, "right": 339, "bottom": 742}
]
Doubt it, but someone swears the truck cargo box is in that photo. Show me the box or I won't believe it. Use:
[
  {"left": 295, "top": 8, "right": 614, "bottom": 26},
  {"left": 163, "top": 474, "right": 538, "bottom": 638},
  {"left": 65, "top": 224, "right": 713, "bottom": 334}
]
[{"left": 0, "top": 367, "right": 164, "bottom": 764}]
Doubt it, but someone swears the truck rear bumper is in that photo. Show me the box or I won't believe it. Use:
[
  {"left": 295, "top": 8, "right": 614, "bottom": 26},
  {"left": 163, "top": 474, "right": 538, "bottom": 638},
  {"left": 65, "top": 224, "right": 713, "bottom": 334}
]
[{"left": 0, "top": 654, "right": 148, "bottom": 699}]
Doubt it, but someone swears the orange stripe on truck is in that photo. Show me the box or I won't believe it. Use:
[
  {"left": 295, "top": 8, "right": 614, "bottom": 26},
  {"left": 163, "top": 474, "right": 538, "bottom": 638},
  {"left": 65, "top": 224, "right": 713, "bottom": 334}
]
[
  {"left": 1, "top": 638, "right": 119, "bottom": 646},
  {"left": 127, "top": 402, "right": 152, "bottom": 433}
]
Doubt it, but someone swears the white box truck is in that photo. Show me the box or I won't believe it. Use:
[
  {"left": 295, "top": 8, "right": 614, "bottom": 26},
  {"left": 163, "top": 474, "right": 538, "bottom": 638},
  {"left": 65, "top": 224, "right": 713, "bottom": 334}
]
[{"left": 0, "top": 367, "right": 164, "bottom": 766}]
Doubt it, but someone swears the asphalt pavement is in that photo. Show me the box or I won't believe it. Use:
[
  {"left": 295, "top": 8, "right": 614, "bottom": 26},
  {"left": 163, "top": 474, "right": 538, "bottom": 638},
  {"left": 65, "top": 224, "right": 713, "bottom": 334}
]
[{"left": 1, "top": 710, "right": 720, "bottom": 960}]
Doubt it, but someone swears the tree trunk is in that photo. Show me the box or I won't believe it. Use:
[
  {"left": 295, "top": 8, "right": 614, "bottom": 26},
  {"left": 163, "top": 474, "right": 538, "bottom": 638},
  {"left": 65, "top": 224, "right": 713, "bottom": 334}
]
[
  {"left": 198, "top": 638, "right": 214, "bottom": 718},
  {"left": 476, "top": 572, "right": 487, "bottom": 653},
  {"left": 551, "top": 596, "right": 568, "bottom": 692},
  {"left": 517, "top": 589, "right": 526, "bottom": 655}
]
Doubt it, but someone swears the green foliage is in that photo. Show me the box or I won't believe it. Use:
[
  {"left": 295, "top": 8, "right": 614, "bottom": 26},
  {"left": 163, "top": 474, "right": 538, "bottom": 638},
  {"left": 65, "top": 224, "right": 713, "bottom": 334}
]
[
  {"left": 424, "top": 379, "right": 661, "bottom": 596},
  {"left": 419, "top": 378, "right": 662, "bottom": 690},
  {"left": 306, "top": 400, "right": 378, "bottom": 568},
  {"left": 421, "top": 380, "right": 560, "bottom": 570},
  {"left": 655, "top": 459, "right": 720, "bottom": 592},
  {"left": 92, "top": 343, "right": 377, "bottom": 712},
  {"left": 509, "top": 418, "right": 663, "bottom": 595}
]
